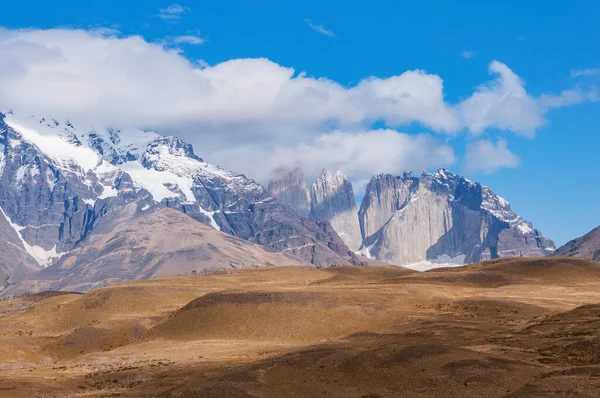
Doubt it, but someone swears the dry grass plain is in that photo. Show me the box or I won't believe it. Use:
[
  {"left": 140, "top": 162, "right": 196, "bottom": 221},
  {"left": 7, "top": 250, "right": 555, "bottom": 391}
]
[{"left": 3, "top": 257, "right": 600, "bottom": 397}]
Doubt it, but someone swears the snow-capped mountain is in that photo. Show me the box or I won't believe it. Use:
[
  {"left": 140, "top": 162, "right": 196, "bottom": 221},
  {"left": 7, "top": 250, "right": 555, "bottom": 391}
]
[
  {"left": 0, "top": 112, "right": 358, "bottom": 292},
  {"left": 357, "top": 169, "right": 556, "bottom": 268}
]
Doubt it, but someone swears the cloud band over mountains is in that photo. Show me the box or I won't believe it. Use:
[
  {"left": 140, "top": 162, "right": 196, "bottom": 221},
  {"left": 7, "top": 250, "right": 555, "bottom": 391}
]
[{"left": 0, "top": 28, "right": 595, "bottom": 183}]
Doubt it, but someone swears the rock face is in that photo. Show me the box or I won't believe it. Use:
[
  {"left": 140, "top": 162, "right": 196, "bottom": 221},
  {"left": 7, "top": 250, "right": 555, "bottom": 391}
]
[
  {"left": 2, "top": 202, "right": 306, "bottom": 296},
  {"left": 0, "top": 112, "right": 356, "bottom": 293},
  {"left": 267, "top": 166, "right": 312, "bottom": 217},
  {"left": 310, "top": 169, "right": 362, "bottom": 251},
  {"left": 0, "top": 208, "right": 40, "bottom": 289},
  {"left": 358, "top": 169, "right": 555, "bottom": 267},
  {"left": 553, "top": 226, "right": 600, "bottom": 261}
]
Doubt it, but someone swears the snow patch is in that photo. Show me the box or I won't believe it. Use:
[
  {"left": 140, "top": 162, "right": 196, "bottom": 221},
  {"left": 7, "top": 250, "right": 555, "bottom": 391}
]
[
  {"left": 120, "top": 162, "right": 196, "bottom": 203},
  {"left": 497, "top": 196, "right": 510, "bottom": 207},
  {"left": 15, "top": 165, "right": 27, "bottom": 184},
  {"left": 5, "top": 115, "right": 101, "bottom": 173},
  {"left": 198, "top": 207, "right": 221, "bottom": 231},
  {"left": 435, "top": 253, "right": 466, "bottom": 265},
  {"left": 402, "top": 253, "right": 466, "bottom": 272},
  {"left": 356, "top": 239, "right": 379, "bottom": 259},
  {"left": 0, "top": 206, "right": 63, "bottom": 267},
  {"left": 516, "top": 223, "right": 533, "bottom": 234},
  {"left": 403, "top": 260, "right": 466, "bottom": 272}
]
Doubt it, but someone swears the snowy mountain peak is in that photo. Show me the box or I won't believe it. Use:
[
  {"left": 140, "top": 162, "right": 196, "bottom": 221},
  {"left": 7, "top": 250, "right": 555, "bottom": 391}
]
[
  {"left": 143, "top": 136, "right": 203, "bottom": 165},
  {"left": 313, "top": 168, "right": 348, "bottom": 192},
  {"left": 0, "top": 112, "right": 266, "bottom": 207},
  {"left": 0, "top": 111, "right": 362, "bottom": 292}
]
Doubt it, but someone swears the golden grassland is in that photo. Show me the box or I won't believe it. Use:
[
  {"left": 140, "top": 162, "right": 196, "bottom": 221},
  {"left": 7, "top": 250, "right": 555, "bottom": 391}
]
[{"left": 3, "top": 257, "right": 600, "bottom": 396}]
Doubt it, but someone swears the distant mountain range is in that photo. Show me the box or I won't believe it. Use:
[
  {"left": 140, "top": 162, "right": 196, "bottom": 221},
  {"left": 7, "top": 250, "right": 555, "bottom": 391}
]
[
  {"left": 0, "top": 111, "right": 565, "bottom": 296},
  {"left": 269, "top": 167, "right": 555, "bottom": 271}
]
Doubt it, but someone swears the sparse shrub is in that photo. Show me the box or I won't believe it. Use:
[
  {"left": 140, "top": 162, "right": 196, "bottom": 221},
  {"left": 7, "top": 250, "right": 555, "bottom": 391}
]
[
  {"left": 40, "top": 356, "right": 56, "bottom": 365},
  {"left": 0, "top": 362, "right": 26, "bottom": 371},
  {"left": 91, "top": 357, "right": 123, "bottom": 370}
]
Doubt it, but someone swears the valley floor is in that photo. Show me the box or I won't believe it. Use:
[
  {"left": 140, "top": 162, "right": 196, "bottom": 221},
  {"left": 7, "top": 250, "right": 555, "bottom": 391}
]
[{"left": 2, "top": 258, "right": 600, "bottom": 397}]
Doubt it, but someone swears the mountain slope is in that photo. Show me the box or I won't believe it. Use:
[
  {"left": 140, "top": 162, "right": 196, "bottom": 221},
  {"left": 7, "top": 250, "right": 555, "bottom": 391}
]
[
  {"left": 553, "top": 226, "right": 600, "bottom": 261},
  {"left": 0, "top": 207, "right": 40, "bottom": 290},
  {"left": 357, "top": 169, "right": 555, "bottom": 268},
  {"left": 2, "top": 201, "right": 306, "bottom": 296}
]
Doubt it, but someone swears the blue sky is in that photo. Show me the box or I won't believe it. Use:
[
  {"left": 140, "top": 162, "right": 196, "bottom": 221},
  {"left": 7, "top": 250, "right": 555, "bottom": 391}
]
[{"left": 1, "top": 0, "right": 600, "bottom": 245}]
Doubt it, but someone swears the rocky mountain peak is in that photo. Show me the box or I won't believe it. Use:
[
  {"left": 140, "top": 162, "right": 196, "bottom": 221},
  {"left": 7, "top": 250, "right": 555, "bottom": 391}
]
[
  {"left": 357, "top": 169, "right": 555, "bottom": 268},
  {"left": 141, "top": 136, "right": 203, "bottom": 172},
  {"left": 313, "top": 168, "right": 346, "bottom": 187},
  {"left": 310, "top": 169, "right": 355, "bottom": 219},
  {"left": 146, "top": 136, "right": 202, "bottom": 162},
  {"left": 267, "top": 165, "right": 311, "bottom": 217},
  {"left": 309, "top": 169, "right": 362, "bottom": 251}
]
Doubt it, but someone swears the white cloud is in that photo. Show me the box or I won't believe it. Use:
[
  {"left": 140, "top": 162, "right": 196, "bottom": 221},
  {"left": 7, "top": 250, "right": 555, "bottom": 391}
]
[
  {"left": 0, "top": 28, "right": 595, "bottom": 183},
  {"left": 156, "top": 4, "right": 190, "bottom": 22},
  {"left": 539, "top": 87, "right": 598, "bottom": 108},
  {"left": 571, "top": 68, "right": 600, "bottom": 77},
  {"left": 0, "top": 28, "right": 462, "bottom": 133},
  {"left": 196, "top": 59, "right": 210, "bottom": 68},
  {"left": 170, "top": 35, "right": 204, "bottom": 45},
  {"left": 90, "top": 27, "right": 121, "bottom": 37},
  {"left": 459, "top": 61, "right": 545, "bottom": 137},
  {"left": 0, "top": 29, "right": 590, "bottom": 136},
  {"left": 304, "top": 19, "right": 335, "bottom": 37},
  {"left": 463, "top": 139, "right": 519, "bottom": 174},
  {"left": 461, "top": 50, "right": 476, "bottom": 59},
  {"left": 208, "top": 129, "right": 455, "bottom": 185}
]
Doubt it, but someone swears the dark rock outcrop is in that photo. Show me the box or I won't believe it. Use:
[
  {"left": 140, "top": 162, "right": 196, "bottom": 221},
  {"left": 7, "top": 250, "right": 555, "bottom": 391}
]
[{"left": 553, "top": 226, "right": 600, "bottom": 261}]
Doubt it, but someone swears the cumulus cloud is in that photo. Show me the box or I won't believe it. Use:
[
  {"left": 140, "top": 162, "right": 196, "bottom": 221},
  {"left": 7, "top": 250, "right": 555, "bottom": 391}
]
[
  {"left": 461, "top": 50, "right": 476, "bottom": 59},
  {"left": 463, "top": 139, "right": 519, "bottom": 174},
  {"left": 304, "top": 19, "right": 335, "bottom": 37},
  {"left": 460, "top": 62, "right": 598, "bottom": 136},
  {"left": 0, "top": 28, "right": 591, "bottom": 135},
  {"left": 0, "top": 28, "right": 594, "bottom": 183},
  {"left": 459, "top": 61, "right": 545, "bottom": 136},
  {"left": 209, "top": 129, "right": 455, "bottom": 184},
  {"left": 0, "top": 28, "right": 461, "bottom": 133},
  {"left": 156, "top": 4, "right": 190, "bottom": 22}
]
